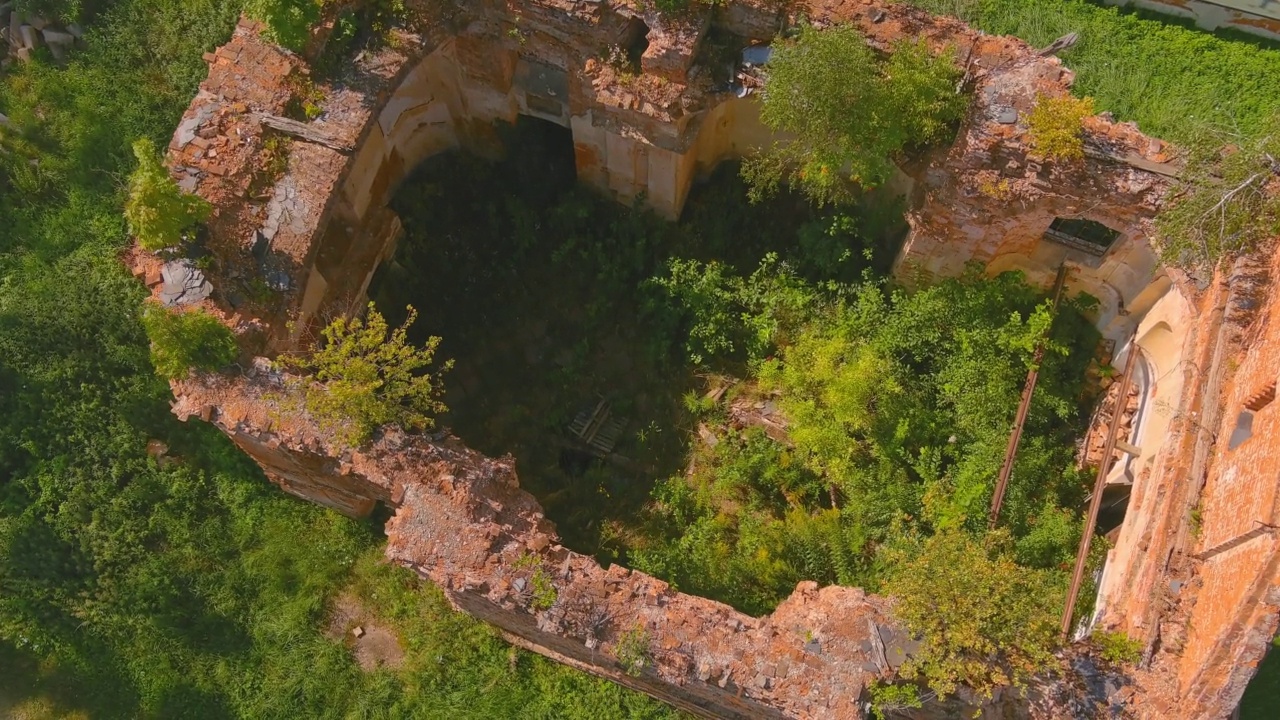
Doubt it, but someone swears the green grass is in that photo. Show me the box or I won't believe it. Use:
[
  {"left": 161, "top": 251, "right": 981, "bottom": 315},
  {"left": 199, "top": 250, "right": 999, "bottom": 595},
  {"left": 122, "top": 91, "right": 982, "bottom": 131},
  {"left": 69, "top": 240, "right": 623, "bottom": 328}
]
[{"left": 903, "top": 0, "right": 1280, "bottom": 143}]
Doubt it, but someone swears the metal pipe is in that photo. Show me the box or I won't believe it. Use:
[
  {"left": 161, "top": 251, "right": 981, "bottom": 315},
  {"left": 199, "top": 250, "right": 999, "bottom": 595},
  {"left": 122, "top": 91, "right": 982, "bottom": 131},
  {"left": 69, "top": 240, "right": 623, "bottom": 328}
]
[
  {"left": 1059, "top": 339, "right": 1140, "bottom": 642},
  {"left": 988, "top": 265, "right": 1068, "bottom": 529}
]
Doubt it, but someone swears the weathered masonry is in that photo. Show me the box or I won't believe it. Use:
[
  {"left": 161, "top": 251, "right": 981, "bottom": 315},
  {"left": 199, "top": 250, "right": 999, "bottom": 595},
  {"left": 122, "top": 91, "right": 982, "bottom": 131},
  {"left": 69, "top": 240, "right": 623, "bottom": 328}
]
[{"left": 140, "top": 1, "right": 1280, "bottom": 718}]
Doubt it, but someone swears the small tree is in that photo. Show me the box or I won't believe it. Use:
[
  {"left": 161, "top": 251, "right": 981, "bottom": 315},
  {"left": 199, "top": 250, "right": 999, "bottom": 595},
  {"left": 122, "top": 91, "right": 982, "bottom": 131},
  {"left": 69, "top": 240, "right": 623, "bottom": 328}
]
[
  {"left": 140, "top": 303, "right": 238, "bottom": 380},
  {"left": 125, "top": 138, "right": 212, "bottom": 251},
  {"left": 743, "top": 26, "right": 965, "bottom": 206},
  {"left": 280, "top": 303, "right": 452, "bottom": 447},
  {"left": 1155, "top": 114, "right": 1280, "bottom": 268},
  {"left": 881, "top": 528, "right": 1063, "bottom": 699},
  {"left": 1025, "top": 94, "right": 1095, "bottom": 162}
]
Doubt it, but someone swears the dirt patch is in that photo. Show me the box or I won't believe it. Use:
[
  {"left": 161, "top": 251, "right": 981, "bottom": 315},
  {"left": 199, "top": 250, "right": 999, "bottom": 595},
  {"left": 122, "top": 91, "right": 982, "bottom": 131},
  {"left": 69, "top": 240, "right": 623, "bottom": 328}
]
[{"left": 326, "top": 592, "right": 406, "bottom": 672}]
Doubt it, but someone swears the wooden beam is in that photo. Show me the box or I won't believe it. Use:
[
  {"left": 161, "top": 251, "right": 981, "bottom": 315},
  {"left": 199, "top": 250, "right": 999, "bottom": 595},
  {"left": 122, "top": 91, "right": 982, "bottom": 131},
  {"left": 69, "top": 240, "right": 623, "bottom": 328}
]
[{"left": 253, "top": 113, "right": 353, "bottom": 153}]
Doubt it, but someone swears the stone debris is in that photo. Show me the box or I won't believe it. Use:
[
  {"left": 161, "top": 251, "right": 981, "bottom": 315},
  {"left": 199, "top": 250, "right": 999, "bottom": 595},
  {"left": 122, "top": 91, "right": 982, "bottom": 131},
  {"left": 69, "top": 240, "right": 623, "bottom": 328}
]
[
  {"left": 2, "top": 4, "right": 85, "bottom": 64},
  {"left": 159, "top": 260, "right": 214, "bottom": 307}
]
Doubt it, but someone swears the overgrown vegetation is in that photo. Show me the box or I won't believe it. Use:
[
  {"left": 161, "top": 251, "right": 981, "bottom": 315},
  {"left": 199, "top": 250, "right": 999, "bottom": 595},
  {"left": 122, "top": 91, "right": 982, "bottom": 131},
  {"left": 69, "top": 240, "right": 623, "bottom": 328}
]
[
  {"left": 904, "top": 0, "right": 1280, "bottom": 266},
  {"left": 124, "top": 137, "right": 212, "bottom": 251},
  {"left": 139, "top": 302, "right": 239, "bottom": 379},
  {"left": 1155, "top": 114, "right": 1280, "bottom": 267},
  {"left": 245, "top": 0, "right": 326, "bottom": 51},
  {"left": 379, "top": 116, "right": 1100, "bottom": 698},
  {"left": 1092, "top": 630, "right": 1143, "bottom": 666},
  {"left": 867, "top": 680, "right": 924, "bottom": 716},
  {"left": 883, "top": 529, "right": 1063, "bottom": 697},
  {"left": 903, "top": 0, "right": 1280, "bottom": 145},
  {"left": 1026, "top": 94, "right": 1094, "bottom": 162},
  {"left": 614, "top": 623, "right": 652, "bottom": 676},
  {"left": 0, "top": 2, "right": 680, "bottom": 718},
  {"left": 744, "top": 25, "right": 966, "bottom": 205},
  {"left": 279, "top": 303, "right": 452, "bottom": 447},
  {"left": 634, "top": 267, "right": 1098, "bottom": 622},
  {"left": 7, "top": 0, "right": 1280, "bottom": 714}
]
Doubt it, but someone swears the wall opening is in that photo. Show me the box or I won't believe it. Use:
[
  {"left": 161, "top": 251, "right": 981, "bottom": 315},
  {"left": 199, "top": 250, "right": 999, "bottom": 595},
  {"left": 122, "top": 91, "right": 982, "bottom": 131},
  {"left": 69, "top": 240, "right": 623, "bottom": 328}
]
[
  {"left": 1230, "top": 381, "right": 1276, "bottom": 451},
  {"left": 619, "top": 17, "right": 651, "bottom": 73},
  {"left": 1044, "top": 217, "right": 1122, "bottom": 257}
]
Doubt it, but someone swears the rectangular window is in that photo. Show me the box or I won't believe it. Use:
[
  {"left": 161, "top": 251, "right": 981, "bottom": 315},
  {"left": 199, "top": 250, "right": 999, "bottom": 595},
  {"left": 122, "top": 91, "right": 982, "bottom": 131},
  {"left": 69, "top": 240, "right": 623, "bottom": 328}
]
[{"left": 1043, "top": 217, "right": 1121, "bottom": 257}]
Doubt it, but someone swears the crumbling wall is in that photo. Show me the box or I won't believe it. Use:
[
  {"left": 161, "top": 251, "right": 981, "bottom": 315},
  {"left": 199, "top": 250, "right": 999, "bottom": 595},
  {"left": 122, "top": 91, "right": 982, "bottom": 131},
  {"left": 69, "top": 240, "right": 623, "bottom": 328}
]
[
  {"left": 1085, "top": 243, "right": 1280, "bottom": 720},
  {"left": 171, "top": 369, "right": 899, "bottom": 720}
]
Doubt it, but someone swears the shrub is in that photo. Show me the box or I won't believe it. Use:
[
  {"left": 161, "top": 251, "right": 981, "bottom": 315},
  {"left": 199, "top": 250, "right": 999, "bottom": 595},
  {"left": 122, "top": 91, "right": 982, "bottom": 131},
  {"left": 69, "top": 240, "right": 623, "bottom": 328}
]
[
  {"left": 613, "top": 623, "right": 651, "bottom": 676},
  {"left": 1093, "top": 630, "right": 1143, "bottom": 666},
  {"left": 1155, "top": 113, "right": 1280, "bottom": 268},
  {"left": 140, "top": 303, "right": 238, "bottom": 379},
  {"left": 882, "top": 529, "right": 1064, "bottom": 699},
  {"left": 279, "top": 302, "right": 452, "bottom": 447},
  {"left": 867, "top": 681, "right": 924, "bottom": 715},
  {"left": 744, "top": 26, "right": 965, "bottom": 205},
  {"left": 124, "top": 138, "right": 212, "bottom": 251},
  {"left": 1025, "top": 94, "right": 1095, "bottom": 162},
  {"left": 246, "top": 0, "right": 324, "bottom": 52}
]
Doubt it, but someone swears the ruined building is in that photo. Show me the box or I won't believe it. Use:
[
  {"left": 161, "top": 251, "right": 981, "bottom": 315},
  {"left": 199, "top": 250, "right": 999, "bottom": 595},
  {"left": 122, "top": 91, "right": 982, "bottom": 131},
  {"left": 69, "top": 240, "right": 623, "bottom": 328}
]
[{"left": 135, "top": 0, "right": 1280, "bottom": 717}]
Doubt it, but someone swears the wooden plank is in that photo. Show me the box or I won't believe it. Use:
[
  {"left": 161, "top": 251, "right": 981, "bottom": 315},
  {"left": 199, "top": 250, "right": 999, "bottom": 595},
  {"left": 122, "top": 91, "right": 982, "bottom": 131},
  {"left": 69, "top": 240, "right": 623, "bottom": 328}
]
[{"left": 253, "top": 113, "right": 353, "bottom": 153}]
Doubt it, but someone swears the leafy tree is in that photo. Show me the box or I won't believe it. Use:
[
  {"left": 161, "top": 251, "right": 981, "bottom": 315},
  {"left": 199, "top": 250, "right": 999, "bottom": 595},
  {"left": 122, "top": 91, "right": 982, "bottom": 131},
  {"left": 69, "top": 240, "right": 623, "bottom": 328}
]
[
  {"left": 139, "top": 302, "right": 238, "bottom": 379},
  {"left": 280, "top": 302, "right": 452, "bottom": 446},
  {"left": 743, "top": 26, "right": 965, "bottom": 205},
  {"left": 882, "top": 529, "right": 1064, "bottom": 699},
  {"left": 1025, "top": 94, "right": 1095, "bottom": 162},
  {"left": 246, "top": 0, "right": 324, "bottom": 51},
  {"left": 124, "top": 138, "right": 211, "bottom": 251},
  {"left": 1155, "top": 113, "right": 1280, "bottom": 268}
]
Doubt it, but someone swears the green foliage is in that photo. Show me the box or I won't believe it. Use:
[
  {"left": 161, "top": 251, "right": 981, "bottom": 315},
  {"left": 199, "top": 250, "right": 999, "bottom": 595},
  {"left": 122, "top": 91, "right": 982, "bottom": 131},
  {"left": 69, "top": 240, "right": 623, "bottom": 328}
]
[
  {"left": 1240, "top": 643, "right": 1280, "bottom": 719},
  {"left": 285, "top": 71, "right": 327, "bottom": 120},
  {"left": 246, "top": 0, "right": 325, "bottom": 51},
  {"left": 1026, "top": 94, "right": 1095, "bottom": 162},
  {"left": 139, "top": 302, "right": 237, "bottom": 379},
  {"left": 280, "top": 303, "right": 452, "bottom": 447},
  {"left": 637, "top": 266, "right": 1099, "bottom": 629},
  {"left": 530, "top": 568, "right": 559, "bottom": 611},
  {"left": 882, "top": 529, "right": 1064, "bottom": 698},
  {"left": 1093, "top": 630, "right": 1143, "bottom": 666},
  {"left": 646, "top": 253, "right": 820, "bottom": 367},
  {"left": 867, "top": 680, "right": 924, "bottom": 715},
  {"left": 903, "top": 0, "right": 1280, "bottom": 146},
  {"left": 14, "top": 0, "right": 88, "bottom": 21},
  {"left": 513, "top": 553, "right": 559, "bottom": 611},
  {"left": 1, "top": 5, "right": 678, "bottom": 717},
  {"left": 614, "top": 623, "right": 652, "bottom": 676},
  {"left": 1155, "top": 114, "right": 1280, "bottom": 268},
  {"left": 745, "top": 25, "right": 965, "bottom": 205},
  {"left": 124, "top": 137, "right": 212, "bottom": 251}
]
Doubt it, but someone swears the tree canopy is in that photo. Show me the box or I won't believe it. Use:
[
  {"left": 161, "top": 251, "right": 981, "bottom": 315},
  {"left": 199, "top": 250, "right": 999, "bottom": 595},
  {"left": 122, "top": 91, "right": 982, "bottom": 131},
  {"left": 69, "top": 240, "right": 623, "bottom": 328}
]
[{"left": 743, "top": 26, "right": 966, "bottom": 205}]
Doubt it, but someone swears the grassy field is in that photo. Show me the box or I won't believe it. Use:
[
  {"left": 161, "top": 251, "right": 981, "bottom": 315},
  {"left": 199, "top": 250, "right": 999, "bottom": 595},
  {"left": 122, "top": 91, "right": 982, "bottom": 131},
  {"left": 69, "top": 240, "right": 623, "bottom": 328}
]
[{"left": 906, "top": 0, "right": 1280, "bottom": 142}]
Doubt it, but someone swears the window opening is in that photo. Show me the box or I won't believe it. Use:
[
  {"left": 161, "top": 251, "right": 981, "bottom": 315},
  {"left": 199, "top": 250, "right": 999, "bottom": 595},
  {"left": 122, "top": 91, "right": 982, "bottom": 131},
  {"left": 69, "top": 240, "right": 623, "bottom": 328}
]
[
  {"left": 619, "top": 17, "right": 650, "bottom": 73},
  {"left": 1244, "top": 381, "right": 1276, "bottom": 412},
  {"left": 1043, "top": 217, "right": 1121, "bottom": 257},
  {"left": 1229, "top": 381, "right": 1275, "bottom": 451}
]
